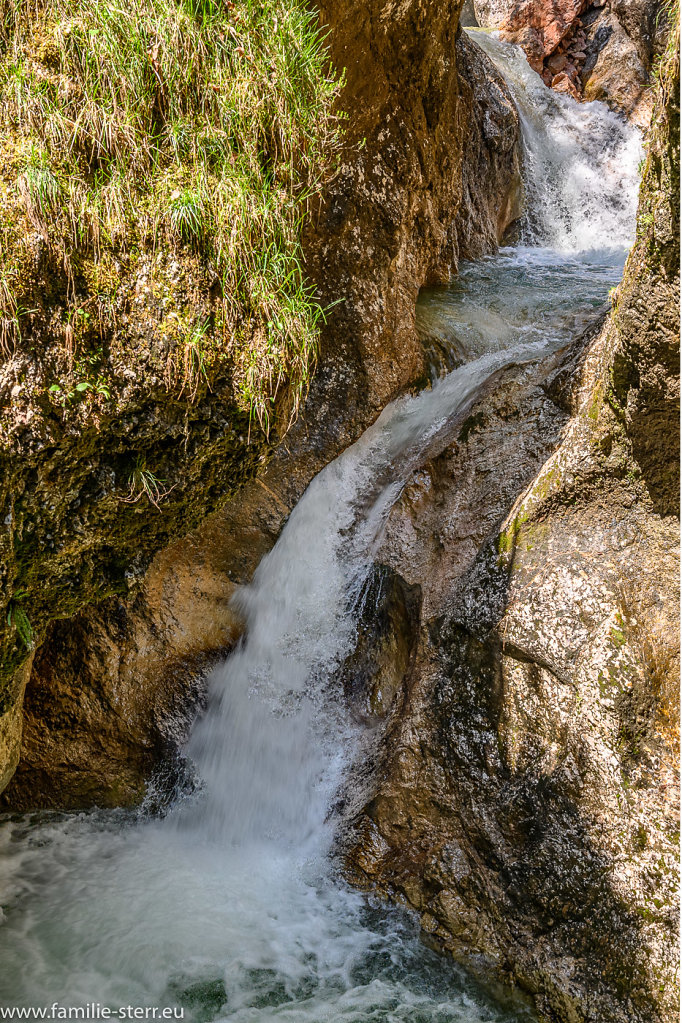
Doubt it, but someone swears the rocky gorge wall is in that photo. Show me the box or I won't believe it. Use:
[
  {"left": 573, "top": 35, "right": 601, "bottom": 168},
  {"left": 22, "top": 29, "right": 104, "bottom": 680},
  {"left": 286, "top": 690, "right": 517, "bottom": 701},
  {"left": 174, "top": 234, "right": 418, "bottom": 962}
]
[
  {"left": 0, "top": 1, "right": 525, "bottom": 807},
  {"left": 344, "top": 24, "right": 680, "bottom": 1023}
]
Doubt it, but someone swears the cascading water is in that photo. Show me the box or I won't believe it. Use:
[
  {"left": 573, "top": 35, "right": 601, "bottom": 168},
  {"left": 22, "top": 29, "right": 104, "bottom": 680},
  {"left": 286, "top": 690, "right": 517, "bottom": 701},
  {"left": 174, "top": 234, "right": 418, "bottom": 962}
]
[
  {"left": 0, "top": 30, "right": 642, "bottom": 1022},
  {"left": 470, "top": 29, "right": 641, "bottom": 252}
]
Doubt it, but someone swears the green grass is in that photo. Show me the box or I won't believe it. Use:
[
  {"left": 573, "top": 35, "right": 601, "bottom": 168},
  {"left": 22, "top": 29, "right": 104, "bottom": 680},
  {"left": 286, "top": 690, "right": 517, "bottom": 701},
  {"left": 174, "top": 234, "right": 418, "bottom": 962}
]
[
  {"left": 122, "top": 456, "right": 175, "bottom": 509},
  {"left": 6, "top": 591, "right": 34, "bottom": 650},
  {"left": 0, "top": 0, "right": 343, "bottom": 432},
  {"left": 651, "top": 0, "right": 679, "bottom": 103}
]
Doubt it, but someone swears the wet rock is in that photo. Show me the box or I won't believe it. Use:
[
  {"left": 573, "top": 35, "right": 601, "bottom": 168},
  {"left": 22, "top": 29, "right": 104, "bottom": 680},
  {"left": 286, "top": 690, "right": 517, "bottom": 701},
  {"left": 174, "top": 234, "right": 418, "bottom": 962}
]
[
  {"left": 608, "top": 20, "right": 680, "bottom": 518},
  {"left": 0, "top": 657, "right": 33, "bottom": 794},
  {"left": 551, "top": 71, "right": 580, "bottom": 98},
  {"left": 4, "top": 553, "right": 245, "bottom": 809},
  {"left": 346, "top": 330, "right": 680, "bottom": 1023},
  {"left": 344, "top": 38, "right": 680, "bottom": 1023},
  {"left": 460, "top": 0, "right": 480, "bottom": 27},
  {"left": 453, "top": 32, "right": 525, "bottom": 258},
  {"left": 340, "top": 564, "right": 421, "bottom": 724}
]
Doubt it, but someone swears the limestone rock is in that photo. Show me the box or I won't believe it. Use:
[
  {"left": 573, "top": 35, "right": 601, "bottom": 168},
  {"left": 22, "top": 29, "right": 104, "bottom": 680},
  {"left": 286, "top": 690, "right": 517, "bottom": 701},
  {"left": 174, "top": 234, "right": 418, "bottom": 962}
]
[
  {"left": 473, "top": 0, "right": 512, "bottom": 28},
  {"left": 580, "top": 6, "right": 655, "bottom": 128},
  {"left": 346, "top": 325, "right": 679, "bottom": 1021}
]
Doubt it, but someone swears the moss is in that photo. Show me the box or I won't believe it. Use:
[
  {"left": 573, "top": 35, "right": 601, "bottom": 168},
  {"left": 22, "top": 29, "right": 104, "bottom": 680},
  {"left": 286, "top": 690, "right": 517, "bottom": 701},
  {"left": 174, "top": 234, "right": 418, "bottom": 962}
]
[
  {"left": 606, "top": 13, "right": 680, "bottom": 515},
  {"left": 496, "top": 468, "right": 560, "bottom": 562},
  {"left": 610, "top": 627, "right": 626, "bottom": 648},
  {"left": 0, "top": 383, "right": 266, "bottom": 712},
  {"left": 587, "top": 381, "right": 603, "bottom": 423}
]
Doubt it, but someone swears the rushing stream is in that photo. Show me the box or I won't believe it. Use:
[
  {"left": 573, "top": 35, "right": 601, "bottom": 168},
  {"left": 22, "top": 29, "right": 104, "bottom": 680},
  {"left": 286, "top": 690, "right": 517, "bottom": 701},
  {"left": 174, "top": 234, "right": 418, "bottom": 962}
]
[{"left": 0, "top": 31, "right": 641, "bottom": 1022}]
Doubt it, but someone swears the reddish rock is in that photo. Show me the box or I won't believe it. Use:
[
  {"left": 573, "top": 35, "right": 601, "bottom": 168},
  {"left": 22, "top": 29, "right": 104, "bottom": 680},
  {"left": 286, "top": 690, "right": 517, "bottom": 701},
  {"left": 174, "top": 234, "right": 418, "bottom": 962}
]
[
  {"left": 500, "top": 0, "right": 588, "bottom": 59},
  {"left": 547, "top": 51, "right": 568, "bottom": 72},
  {"left": 502, "top": 23, "right": 546, "bottom": 71},
  {"left": 551, "top": 71, "right": 580, "bottom": 98}
]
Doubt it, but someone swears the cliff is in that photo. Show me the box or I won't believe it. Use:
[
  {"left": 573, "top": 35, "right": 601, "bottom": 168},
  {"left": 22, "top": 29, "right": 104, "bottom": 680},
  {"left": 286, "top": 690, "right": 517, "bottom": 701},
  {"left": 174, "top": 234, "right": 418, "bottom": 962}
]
[{"left": 345, "top": 17, "right": 680, "bottom": 1023}]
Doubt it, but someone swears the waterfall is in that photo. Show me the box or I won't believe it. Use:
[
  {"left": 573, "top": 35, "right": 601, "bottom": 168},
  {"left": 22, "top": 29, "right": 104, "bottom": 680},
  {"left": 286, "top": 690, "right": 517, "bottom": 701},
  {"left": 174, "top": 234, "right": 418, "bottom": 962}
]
[
  {"left": 469, "top": 29, "right": 641, "bottom": 252},
  {"left": 0, "top": 31, "right": 641, "bottom": 1023}
]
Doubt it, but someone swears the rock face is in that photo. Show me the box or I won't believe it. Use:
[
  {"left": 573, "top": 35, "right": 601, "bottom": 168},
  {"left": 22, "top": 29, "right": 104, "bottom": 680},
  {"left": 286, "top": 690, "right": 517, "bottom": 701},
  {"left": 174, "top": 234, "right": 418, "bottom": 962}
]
[
  {"left": 0, "top": 370, "right": 265, "bottom": 803},
  {"left": 474, "top": 0, "right": 670, "bottom": 125},
  {"left": 479, "top": 0, "right": 586, "bottom": 69},
  {"left": 578, "top": 0, "right": 664, "bottom": 125},
  {"left": 344, "top": 31, "right": 680, "bottom": 1023},
  {"left": 454, "top": 33, "right": 524, "bottom": 256},
  {"left": 1, "top": 7, "right": 525, "bottom": 807}
]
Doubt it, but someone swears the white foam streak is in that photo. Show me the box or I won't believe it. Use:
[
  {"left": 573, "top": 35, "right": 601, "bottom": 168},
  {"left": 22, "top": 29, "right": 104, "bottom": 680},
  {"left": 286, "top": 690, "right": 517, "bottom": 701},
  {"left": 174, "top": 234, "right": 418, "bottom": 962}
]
[{"left": 180, "top": 342, "right": 532, "bottom": 849}]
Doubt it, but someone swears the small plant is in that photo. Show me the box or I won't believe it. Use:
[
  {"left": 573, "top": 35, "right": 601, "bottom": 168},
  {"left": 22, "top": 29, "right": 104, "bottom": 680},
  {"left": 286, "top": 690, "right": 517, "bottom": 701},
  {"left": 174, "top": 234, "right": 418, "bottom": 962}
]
[
  {"left": 23, "top": 163, "right": 60, "bottom": 218},
  {"left": 7, "top": 591, "right": 33, "bottom": 650},
  {"left": 178, "top": 319, "right": 211, "bottom": 400},
  {"left": 0, "top": 267, "right": 38, "bottom": 356},
  {"left": 650, "top": 0, "right": 679, "bottom": 104},
  {"left": 121, "top": 457, "right": 176, "bottom": 510},
  {"left": 48, "top": 377, "right": 111, "bottom": 404},
  {"left": 169, "top": 188, "right": 206, "bottom": 243}
]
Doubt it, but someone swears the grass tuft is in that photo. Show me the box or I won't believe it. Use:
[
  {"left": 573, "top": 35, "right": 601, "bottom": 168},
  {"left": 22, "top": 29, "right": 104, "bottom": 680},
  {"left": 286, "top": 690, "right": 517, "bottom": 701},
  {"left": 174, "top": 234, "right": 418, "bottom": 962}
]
[{"left": 0, "top": 0, "right": 344, "bottom": 433}]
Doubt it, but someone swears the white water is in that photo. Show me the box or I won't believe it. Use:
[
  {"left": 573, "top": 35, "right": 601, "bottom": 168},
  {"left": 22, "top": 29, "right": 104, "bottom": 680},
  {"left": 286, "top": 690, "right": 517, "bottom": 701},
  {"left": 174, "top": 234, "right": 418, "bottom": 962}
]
[
  {"left": 0, "top": 33, "right": 641, "bottom": 1022},
  {"left": 469, "top": 29, "right": 642, "bottom": 253}
]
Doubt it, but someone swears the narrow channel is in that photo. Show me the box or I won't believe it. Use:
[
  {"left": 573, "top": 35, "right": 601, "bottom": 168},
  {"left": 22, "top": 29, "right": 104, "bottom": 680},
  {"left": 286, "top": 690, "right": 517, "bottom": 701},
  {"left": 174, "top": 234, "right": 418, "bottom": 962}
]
[{"left": 0, "top": 30, "right": 641, "bottom": 1023}]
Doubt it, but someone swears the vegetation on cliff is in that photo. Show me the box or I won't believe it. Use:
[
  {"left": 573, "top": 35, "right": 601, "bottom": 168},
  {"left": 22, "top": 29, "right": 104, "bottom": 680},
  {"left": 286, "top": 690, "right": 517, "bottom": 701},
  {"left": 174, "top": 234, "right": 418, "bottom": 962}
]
[
  {"left": 0, "top": 0, "right": 342, "bottom": 721},
  {"left": 0, "top": 0, "right": 342, "bottom": 427}
]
